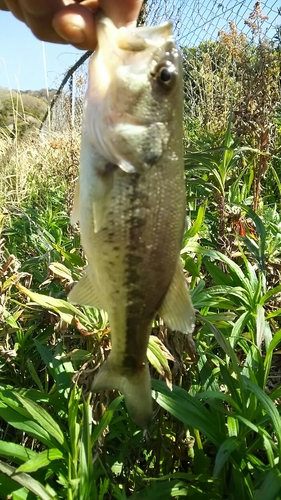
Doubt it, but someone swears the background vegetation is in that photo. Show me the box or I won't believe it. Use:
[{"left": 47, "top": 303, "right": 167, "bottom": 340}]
[
  {"left": 0, "top": 3, "right": 281, "bottom": 498},
  {"left": 0, "top": 88, "right": 57, "bottom": 138}
]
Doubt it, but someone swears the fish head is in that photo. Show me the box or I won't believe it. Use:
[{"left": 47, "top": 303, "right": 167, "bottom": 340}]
[{"left": 84, "top": 16, "right": 183, "bottom": 173}]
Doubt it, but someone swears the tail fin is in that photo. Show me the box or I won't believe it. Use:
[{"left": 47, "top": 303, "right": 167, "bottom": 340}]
[{"left": 92, "top": 359, "right": 152, "bottom": 429}]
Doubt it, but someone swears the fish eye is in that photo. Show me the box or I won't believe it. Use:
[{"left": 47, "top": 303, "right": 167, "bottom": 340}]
[
  {"left": 152, "top": 61, "right": 177, "bottom": 90},
  {"left": 159, "top": 67, "right": 171, "bottom": 82}
]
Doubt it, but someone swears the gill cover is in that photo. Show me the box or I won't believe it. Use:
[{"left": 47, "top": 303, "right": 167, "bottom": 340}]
[{"left": 83, "top": 16, "right": 180, "bottom": 174}]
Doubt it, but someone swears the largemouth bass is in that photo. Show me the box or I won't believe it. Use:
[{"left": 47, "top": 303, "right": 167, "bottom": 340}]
[{"left": 69, "top": 15, "right": 195, "bottom": 428}]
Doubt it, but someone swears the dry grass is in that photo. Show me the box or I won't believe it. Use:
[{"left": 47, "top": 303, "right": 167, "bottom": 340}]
[{"left": 0, "top": 129, "right": 80, "bottom": 210}]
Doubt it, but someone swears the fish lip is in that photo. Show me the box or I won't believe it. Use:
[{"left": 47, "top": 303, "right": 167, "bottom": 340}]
[
  {"left": 129, "top": 20, "right": 173, "bottom": 37},
  {"left": 117, "top": 22, "right": 174, "bottom": 51},
  {"left": 97, "top": 15, "right": 174, "bottom": 53},
  {"left": 104, "top": 113, "right": 169, "bottom": 128}
]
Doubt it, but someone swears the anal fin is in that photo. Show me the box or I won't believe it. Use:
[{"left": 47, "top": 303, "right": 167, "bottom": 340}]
[
  {"left": 159, "top": 259, "right": 195, "bottom": 334},
  {"left": 68, "top": 267, "right": 103, "bottom": 310}
]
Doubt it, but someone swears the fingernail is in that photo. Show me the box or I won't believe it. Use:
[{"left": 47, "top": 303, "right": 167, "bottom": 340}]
[
  {"left": 55, "top": 15, "right": 86, "bottom": 44},
  {"left": 67, "top": 24, "right": 86, "bottom": 44}
]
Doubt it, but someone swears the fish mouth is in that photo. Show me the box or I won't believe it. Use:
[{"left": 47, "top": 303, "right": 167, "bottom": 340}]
[
  {"left": 97, "top": 15, "right": 174, "bottom": 53},
  {"left": 116, "top": 21, "right": 173, "bottom": 51}
]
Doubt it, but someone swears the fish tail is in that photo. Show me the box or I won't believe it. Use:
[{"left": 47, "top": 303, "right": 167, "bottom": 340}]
[{"left": 92, "top": 359, "right": 152, "bottom": 429}]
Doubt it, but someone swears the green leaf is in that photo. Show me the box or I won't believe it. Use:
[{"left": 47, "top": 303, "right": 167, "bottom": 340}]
[
  {"left": 185, "top": 205, "right": 206, "bottom": 238},
  {"left": 227, "top": 416, "right": 239, "bottom": 437},
  {"left": 152, "top": 379, "right": 225, "bottom": 446},
  {"left": 256, "top": 305, "right": 266, "bottom": 350},
  {"left": 68, "top": 385, "right": 81, "bottom": 459},
  {"left": 266, "top": 308, "right": 281, "bottom": 319},
  {"left": 182, "top": 243, "right": 252, "bottom": 293},
  {"left": 232, "top": 414, "right": 259, "bottom": 434},
  {"left": 203, "top": 259, "right": 234, "bottom": 286},
  {"left": 260, "top": 284, "right": 281, "bottom": 305},
  {"left": 147, "top": 336, "right": 172, "bottom": 381},
  {"left": 195, "top": 391, "right": 241, "bottom": 412},
  {"left": 213, "top": 437, "right": 241, "bottom": 478},
  {"left": 244, "top": 257, "right": 259, "bottom": 293},
  {"left": 79, "top": 398, "right": 93, "bottom": 499},
  {"left": 262, "top": 434, "right": 275, "bottom": 469},
  {"left": 15, "top": 393, "right": 69, "bottom": 452},
  {"left": 0, "top": 405, "right": 58, "bottom": 450},
  {"left": 130, "top": 480, "right": 189, "bottom": 499},
  {"left": 0, "top": 460, "right": 56, "bottom": 500},
  {"left": 17, "top": 284, "right": 89, "bottom": 326},
  {"left": 263, "top": 329, "right": 281, "bottom": 384},
  {"left": 17, "top": 448, "right": 64, "bottom": 473},
  {"left": 197, "top": 350, "right": 220, "bottom": 392},
  {"left": 242, "top": 345, "right": 265, "bottom": 388},
  {"left": 49, "top": 262, "right": 73, "bottom": 280},
  {"left": 229, "top": 311, "right": 251, "bottom": 348},
  {"left": 219, "top": 364, "right": 242, "bottom": 408},
  {"left": 201, "top": 285, "right": 248, "bottom": 305},
  {"left": 26, "top": 359, "right": 44, "bottom": 392},
  {"left": 34, "top": 340, "right": 73, "bottom": 396},
  {"left": 0, "top": 473, "right": 32, "bottom": 500},
  {"left": 241, "top": 206, "right": 266, "bottom": 270},
  {"left": 184, "top": 256, "right": 200, "bottom": 277},
  {"left": 0, "top": 440, "right": 37, "bottom": 464},
  {"left": 268, "top": 164, "right": 281, "bottom": 198},
  {"left": 241, "top": 376, "right": 281, "bottom": 456},
  {"left": 91, "top": 396, "right": 123, "bottom": 446},
  {"left": 254, "top": 468, "right": 281, "bottom": 500},
  {"left": 198, "top": 315, "right": 240, "bottom": 369}
]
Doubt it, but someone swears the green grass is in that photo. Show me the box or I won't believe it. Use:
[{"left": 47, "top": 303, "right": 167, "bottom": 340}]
[{"left": 0, "top": 114, "right": 281, "bottom": 499}]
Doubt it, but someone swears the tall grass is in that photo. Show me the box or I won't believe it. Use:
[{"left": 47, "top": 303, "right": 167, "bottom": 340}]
[
  {"left": 0, "top": 130, "right": 80, "bottom": 208},
  {"left": 0, "top": 14, "right": 281, "bottom": 496},
  {"left": 0, "top": 112, "right": 280, "bottom": 499}
]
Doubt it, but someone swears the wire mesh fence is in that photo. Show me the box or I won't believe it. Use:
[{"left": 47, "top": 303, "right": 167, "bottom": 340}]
[{"left": 41, "top": 0, "right": 281, "bottom": 141}]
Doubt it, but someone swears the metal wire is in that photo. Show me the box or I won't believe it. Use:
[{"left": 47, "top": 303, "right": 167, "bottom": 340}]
[{"left": 41, "top": 0, "right": 281, "bottom": 135}]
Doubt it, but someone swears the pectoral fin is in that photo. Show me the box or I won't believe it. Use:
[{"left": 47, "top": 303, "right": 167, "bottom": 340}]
[
  {"left": 68, "top": 267, "right": 103, "bottom": 309},
  {"left": 110, "top": 122, "right": 169, "bottom": 173},
  {"left": 91, "top": 162, "right": 115, "bottom": 233},
  {"left": 159, "top": 259, "right": 195, "bottom": 334}
]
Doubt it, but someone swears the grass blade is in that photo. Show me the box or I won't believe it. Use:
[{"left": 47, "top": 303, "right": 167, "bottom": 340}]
[
  {"left": 241, "top": 376, "right": 281, "bottom": 456},
  {"left": 213, "top": 437, "right": 241, "bottom": 478},
  {"left": 152, "top": 379, "right": 225, "bottom": 446},
  {"left": 17, "top": 449, "right": 64, "bottom": 473},
  {"left": 0, "top": 440, "right": 37, "bottom": 465},
  {"left": 79, "top": 398, "right": 93, "bottom": 499},
  {"left": 254, "top": 468, "right": 281, "bottom": 500},
  {"left": 34, "top": 340, "right": 73, "bottom": 396},
  {"left": 15, "top": 393, "right": 69, "bottom": 452},
  {"left": 0, "top": 460, "right": 56, "bottom": 500},
  {"left": 91, "top": 396, "right": 123, "bottom": 446},
  {"left": 0, "top": 405, "right": 59, "bottom": 450}
]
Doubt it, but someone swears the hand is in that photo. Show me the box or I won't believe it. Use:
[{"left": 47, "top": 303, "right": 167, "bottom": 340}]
[{"left": 0, "top": 0, "right": 143, "bottom": 50}]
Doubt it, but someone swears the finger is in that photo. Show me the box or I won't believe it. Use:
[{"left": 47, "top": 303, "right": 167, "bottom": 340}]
[
  {"left": 0, "top": 0, "right": 11, "bottom": 11},
  {"left": 52, "top": 3, "right": 98, "bottom": 50},
  {"left": 3, "top": 0, "right": 25, "bottom": 21},
  {"left": 6, "top": 0, "right": 73, "bottom": 42},
  {"left": 17, "top": 0, "right": 72, "bottom": 17}
]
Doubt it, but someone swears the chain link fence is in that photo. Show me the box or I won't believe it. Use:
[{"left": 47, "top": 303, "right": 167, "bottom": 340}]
[{"left": 41, "top": 0, "right": 281, "bottom": 138}]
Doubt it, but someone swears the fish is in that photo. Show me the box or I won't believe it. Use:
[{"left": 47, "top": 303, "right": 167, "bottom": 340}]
[{"left": 69, "top": 15, "right": 195, "bottom": 428}]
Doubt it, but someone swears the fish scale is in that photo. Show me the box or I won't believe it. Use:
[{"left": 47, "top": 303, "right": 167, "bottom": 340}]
[{"left": 69, "top": 15, "right": 195, "bottom": 428}]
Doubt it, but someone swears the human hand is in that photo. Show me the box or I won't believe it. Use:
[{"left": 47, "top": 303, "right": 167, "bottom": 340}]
[{"left": 0, "top": 0, "right": 143, "bottom": 50}]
